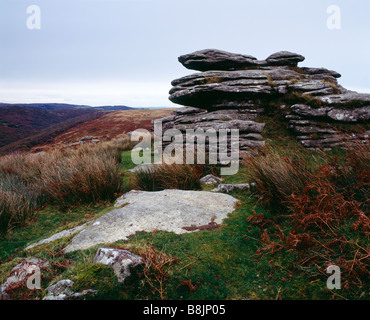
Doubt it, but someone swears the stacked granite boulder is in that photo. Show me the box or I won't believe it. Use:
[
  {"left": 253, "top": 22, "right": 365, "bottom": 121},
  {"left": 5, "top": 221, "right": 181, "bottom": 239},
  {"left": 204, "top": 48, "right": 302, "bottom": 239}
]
[
  {"left": 156, "top": 49, "right": 369, "bottom": 153},
  {"left": 286, "top": 92, "right": 370, "bottom": 149}
]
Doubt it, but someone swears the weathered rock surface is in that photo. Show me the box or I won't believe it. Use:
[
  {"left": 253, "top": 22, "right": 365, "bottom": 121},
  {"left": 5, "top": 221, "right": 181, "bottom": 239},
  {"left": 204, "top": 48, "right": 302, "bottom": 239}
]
[
  {"left": 169, "top": 68, "right": 301, "bottom": 108},
  {"left": 0, "top": 258, "right": 49, "bottom": 299},
  {"left": 265, "top": 51, "right": 305, "bottom": 66},
  {"left": 128, "top": 163, "right": 157, "bottom": 173},
  {"left": 94, "top": 247, "right": 143, "bottom": 283},
  {"left": 43, "top": 279, "right": 97, "bottom": 300},
  {"left": 178, "top": 49, "right": 257, "bottom": 71},
  {"left": 212, "top": 183, "right": 251, "bottom": 193},
  {"left": 318, "top": 91, "right": 370, "bottom": 105},
  {"left": 154, "top": 49, "right": 369, "bottom": 152},
  {"left": 285, "top": 102, "right": 370, "bottom": 149},
  {"left": 178, "top": 49, "right": 305, "bottom": 71},
  {"left": 64, "top": 190, "right": 238, "bottom": 252},
  {"left": 200, "top": 174, "right": 223, "bottom": 185},
  {"left": 25, "top": 222, "right": 92, "bottom": 252}
]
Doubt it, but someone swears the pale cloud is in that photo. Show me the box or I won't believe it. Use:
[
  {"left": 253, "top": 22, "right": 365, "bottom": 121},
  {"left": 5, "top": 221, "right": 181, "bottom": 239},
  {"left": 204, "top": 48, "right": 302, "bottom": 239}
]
[
  {"left": 0, "top": 0, "right": 369, "bottom": 106},
  {"left": 0, "top": 81, "right": 175, "bottom": 108}
]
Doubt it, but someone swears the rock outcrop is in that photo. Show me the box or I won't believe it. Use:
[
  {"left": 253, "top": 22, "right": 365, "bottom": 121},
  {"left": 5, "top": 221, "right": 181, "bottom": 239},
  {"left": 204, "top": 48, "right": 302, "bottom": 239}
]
[
  {"left": 156, "top": 49, "right": 369, "bottom": 153},
  {"left": 64, "top": 189, "right": 238, "bottom": 252}
]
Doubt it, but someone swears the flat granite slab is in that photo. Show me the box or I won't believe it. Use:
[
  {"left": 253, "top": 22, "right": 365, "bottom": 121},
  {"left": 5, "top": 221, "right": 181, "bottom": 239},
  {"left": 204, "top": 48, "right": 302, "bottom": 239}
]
[{"left": 64, "top": 189, "right": 238, "bottom": 252}]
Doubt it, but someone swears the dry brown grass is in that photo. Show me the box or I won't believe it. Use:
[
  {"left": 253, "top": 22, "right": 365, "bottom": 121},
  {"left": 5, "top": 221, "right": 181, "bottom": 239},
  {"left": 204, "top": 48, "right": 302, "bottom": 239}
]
[
  {"left": 32, "top": 108, "right": 175, "bottom": 152},
  {"left": 133, "top": 163, "right": 203, "bottom": 191},
  {"left": 0, "top": 136, "right": 133, "bottom": 235},
  {"left": 135, "top": 244, "right": 179, "bottom": 300},
  {"left": 243, "top": 148, "right": 312, "bottom": 212},
  {"left": 133, "top": 154, "right": 219, "bottom": 192},
  {"left": 245, "top": 142, "right": 370, "bottom": 291}
]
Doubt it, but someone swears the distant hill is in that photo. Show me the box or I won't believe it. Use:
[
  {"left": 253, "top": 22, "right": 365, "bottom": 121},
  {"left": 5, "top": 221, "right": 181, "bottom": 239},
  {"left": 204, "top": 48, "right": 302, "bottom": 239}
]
[
  {"left": 0, "top": 106, "right": 106, "bottom": 154},
  {"left": 0, "top": 103, "right": 134, "bottom": 111},
  {"left": 0, "top": 103, "right": 175, "bottom": 155},
  {"left": 93, "top": 105, "right": 135, "bottom": 111},
  {"left": 30, "top": 108, "right": 176, "bottom": 152},
  {"left": 0, "top": 103, "right": 139, "bottom": 154}
]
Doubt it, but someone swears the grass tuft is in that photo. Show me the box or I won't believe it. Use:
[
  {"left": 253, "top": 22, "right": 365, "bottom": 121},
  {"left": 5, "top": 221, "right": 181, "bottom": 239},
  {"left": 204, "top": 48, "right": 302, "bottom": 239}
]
[{"left": 0, "top": 135, "right": 133, "bottom": 236}]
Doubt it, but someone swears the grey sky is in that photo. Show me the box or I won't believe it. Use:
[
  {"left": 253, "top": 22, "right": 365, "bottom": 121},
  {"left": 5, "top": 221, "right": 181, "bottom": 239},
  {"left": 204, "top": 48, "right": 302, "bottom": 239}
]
[{"left": 0, "top": 0, "right": 369, "bottom": 107}]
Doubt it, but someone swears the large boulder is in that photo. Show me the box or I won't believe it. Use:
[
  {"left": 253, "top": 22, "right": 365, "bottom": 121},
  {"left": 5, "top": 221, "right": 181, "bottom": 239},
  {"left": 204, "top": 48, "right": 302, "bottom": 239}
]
[
  {"left": 178, "top": 49, "right": 306, "bottom": 71},
  {"left": 265, "top": 51, "right": 305, "bottom": 66},
  {"left": 178, "top": 49, "right": 257, "bottom": 71},
  {"left": 64, "top": 190, "right": 238, "bottom": 252},
  {"left": 169, "top": 68, "right": 301, "bottom": 108}
]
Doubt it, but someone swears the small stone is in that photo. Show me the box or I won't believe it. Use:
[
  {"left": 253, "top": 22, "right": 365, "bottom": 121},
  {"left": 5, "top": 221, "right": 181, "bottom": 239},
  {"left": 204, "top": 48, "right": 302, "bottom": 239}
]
[
  {"left": 128, "top": 163, "right": 156, "bottom": 173},
  {"left": 0, "top": 258, "right": 50, "bottom": 298},
  {"left": 212, "top": 183, "right": 250, "bottom": 193},
  {"left": 200, "top": 174, "right": 223, "bottom": 185},
  {"left": 46, "top": 279, "right": 74, "bottom": 296},
  {"left": 79, "top": 136, "right": 94, "bottom": 142},
  {"left": 43, "top": 279, "right": 97, "bottom": 300},
  {"left": 94, "top": 247, "right": 143, "bottom": 283}
]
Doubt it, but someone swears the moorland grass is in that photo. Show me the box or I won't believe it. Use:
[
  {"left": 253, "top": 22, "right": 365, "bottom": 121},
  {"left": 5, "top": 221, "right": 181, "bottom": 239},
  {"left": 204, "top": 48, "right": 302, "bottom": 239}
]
[
  {"left": 0, "top": 119, "right": 368, "bottom": 300},
  {"left": 0, "top": 135, "right": 134, "bottom": 236}
]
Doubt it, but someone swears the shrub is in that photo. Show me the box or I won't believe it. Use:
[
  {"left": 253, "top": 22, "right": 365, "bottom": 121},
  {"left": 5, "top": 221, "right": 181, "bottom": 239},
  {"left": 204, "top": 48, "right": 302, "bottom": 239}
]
[{"left": 324, "top": 141, "right": 370, "bottom": 205}]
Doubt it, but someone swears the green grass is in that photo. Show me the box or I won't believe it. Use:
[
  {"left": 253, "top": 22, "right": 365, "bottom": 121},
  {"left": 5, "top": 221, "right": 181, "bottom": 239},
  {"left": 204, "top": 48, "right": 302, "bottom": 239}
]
[
  {"left": 13, "top": 193, "right": 345, "bottom": 300},
  {"left": 0, "top": 137, "right": 132, "bottom": 236},
  {"left": 0, "top": 191, "right": 366, "bottom": 300},
  {"left": 0, "top": 203, "right": 115, "bottom": 263},
  {"left": 0, "top": 116, "right": 368, "bottom": 300},
  {"left": 0, "top": 148, "right": 135, "bottom": 262},
  {"left": 119, "top": 150, "right": 137, "bottom": 171}
]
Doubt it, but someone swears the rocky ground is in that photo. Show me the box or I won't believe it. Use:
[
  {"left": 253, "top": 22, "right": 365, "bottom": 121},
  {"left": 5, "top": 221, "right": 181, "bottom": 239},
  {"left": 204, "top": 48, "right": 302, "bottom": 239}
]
[{"left": 1, "top": 180, "right": 241, "bottom": 300}]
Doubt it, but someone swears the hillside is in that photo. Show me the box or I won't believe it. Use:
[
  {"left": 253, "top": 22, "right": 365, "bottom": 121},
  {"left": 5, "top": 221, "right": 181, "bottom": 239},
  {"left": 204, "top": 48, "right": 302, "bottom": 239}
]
[
  {"left": 0, "top": 103, "right": 134, "bottom": 111},
  {"left": 30, "top": 108, "right": 175, "bottom": 152},
  {"left": 0, "top": 104, "right": 174, "bottom": 155},
  {"left": 0, "top": 106, "right": 107, "bottom": 153}
]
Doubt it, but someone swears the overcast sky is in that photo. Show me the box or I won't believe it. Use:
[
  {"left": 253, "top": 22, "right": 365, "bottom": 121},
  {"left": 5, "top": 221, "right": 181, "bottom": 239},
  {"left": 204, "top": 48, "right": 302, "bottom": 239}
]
[{"left": 0, "top": 0, "right": 369, "bottom": 107}]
